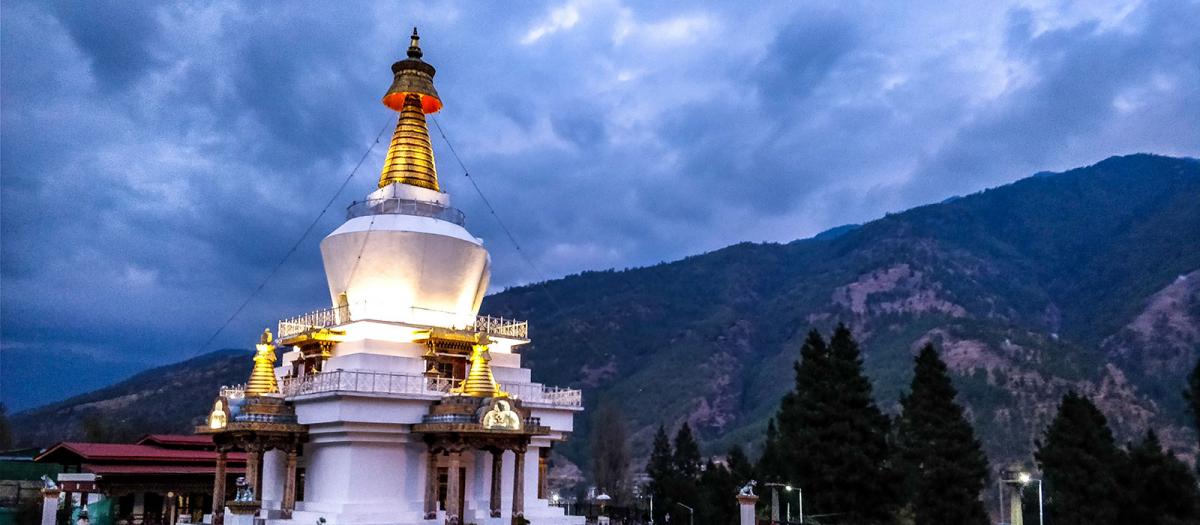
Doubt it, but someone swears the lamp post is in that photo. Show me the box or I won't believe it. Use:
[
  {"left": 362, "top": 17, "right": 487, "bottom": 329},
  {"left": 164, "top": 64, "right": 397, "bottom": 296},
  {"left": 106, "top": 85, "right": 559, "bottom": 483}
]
[
  {"left": 1016, "top": 472, "right": 1043, "bottom": 525},
  {"left": 763, "top": 482, "right": 802, "bottom": 524},
  {"left": 1001, "top": 471, "right": 1043, "bottom": 525},
  {"left": 675, "top": 502, "right": 693, "bottom": 525},
  {"left": 785, "top": 485, "right": 803, "bottom": 524}
]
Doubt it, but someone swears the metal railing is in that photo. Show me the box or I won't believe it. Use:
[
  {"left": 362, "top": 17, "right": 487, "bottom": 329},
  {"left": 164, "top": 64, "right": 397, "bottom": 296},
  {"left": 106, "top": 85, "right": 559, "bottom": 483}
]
[
  {"left": 468, "top": 316, "right": 529, "bottom": 339},
  {"left": 346, "top": 197, "right": 466, "bottom": 225},
  {"left": 277, "top": 304, "right": 528, "bottom": 340},
  {"left": 280, "top": 370, "right": 458, "bottom": 398},
  {"left": 279, "top": 370, "right": 582, "bottom": 408},
  {"left": 500, "top": 383, "right": 583, "bottom": 407},
  {"left": 278, "top": 305, "right": 350, "bottom": 339}
]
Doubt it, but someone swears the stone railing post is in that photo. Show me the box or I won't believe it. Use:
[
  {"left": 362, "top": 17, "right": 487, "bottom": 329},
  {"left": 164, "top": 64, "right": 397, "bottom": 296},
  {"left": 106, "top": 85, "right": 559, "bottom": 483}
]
[
  {"left": 41, "top": 487, "right": 61, "bottom": 525},
  {"left": 737, "top": 494, "right": 758, "bottom": 525}
]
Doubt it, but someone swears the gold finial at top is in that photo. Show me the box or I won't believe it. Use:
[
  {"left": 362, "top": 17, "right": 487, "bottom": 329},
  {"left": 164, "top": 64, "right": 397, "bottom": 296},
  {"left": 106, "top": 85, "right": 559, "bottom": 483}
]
[
  {"left": 379, "top": 27, "right": 442, "bottom": 191},
  {"left": 408, "top": 27, "right": 422, "bottom": 59},
  {"left": 245, "top": 328, "right": 279, "bottom": 396}
]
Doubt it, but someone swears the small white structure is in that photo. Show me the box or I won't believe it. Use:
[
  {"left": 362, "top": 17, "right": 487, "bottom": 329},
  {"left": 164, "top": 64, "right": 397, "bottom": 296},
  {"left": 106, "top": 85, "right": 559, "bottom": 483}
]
[{"left": 200, "top": 29, "right": 582, "bottom": 525}]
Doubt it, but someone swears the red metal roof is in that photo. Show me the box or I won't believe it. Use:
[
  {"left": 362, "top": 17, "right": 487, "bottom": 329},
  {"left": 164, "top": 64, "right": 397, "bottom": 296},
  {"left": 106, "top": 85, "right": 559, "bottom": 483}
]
[
  {"left": 36, "top": 443, "right": 247, "bottom": 464},
  {"left": 82, "top": 463, "right": 247, "bottom": 476},
  {"left": 136, "top": 434, "right": 215, "bottom": 447}
]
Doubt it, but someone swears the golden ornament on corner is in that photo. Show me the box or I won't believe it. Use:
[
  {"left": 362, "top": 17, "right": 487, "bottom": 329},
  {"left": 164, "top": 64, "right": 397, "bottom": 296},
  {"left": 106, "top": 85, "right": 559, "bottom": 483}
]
[{"left": 245, "top": 328, "right": 280, "bottom": 396}]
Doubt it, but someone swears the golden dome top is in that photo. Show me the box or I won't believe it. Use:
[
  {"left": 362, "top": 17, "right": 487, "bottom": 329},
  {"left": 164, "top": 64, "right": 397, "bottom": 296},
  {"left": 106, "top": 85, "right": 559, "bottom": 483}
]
[{"left": 378, "top": 28, "right": 441, "bottom": 191}]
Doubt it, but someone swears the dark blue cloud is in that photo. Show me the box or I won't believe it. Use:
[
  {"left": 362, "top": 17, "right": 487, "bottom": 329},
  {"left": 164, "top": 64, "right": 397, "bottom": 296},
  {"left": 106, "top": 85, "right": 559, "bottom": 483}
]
[
  {"left": 754, "top": 9, "right": 860, "bottom": 105},
  {"left": 44, "top": 0, "right": 163, "bottom": 89},
  {"left": 2, "top": 0, "right": 1198, "bottom": 410}
]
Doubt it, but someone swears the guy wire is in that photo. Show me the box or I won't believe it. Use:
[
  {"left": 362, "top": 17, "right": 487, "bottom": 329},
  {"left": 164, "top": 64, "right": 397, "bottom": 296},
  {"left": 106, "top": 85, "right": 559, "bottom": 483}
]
[{"left": 193, "top": 117, "right": 393, "bottom": 355}]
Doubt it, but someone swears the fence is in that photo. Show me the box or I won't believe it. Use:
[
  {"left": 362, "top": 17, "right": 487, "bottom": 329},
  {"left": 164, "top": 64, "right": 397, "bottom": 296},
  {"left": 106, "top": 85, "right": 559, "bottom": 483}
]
[
  {"left": 279, "top": 370, "right": 581, "bottom": 408},
  {"left": 277, "top": 304, "right": 527, "bottom": 341}
]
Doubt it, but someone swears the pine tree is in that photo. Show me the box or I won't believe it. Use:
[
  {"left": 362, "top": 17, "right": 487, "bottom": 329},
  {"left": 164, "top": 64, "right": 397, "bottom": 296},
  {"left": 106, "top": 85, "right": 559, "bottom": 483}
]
[
  {"left": 1116, "top": 430, "right": 1200, "bottom": 524},
  {"left": 727, "top": 445, "right": 755, "bottom": 487},
  {"left": 1035, "top": 391, "right": 1121, "bottom": 525},
  {"left": 895, "top": 343, "right": 989, "bottom": 525},
  {"left": 591, "top": 402, "right": 631, "bottom": 503},
  {"left": 670, "top": 423, "right": 702, "bottom": 524},
  {"left": 775, "top": 330, "right": 830, "bottom": 484},
  {"left": 1185, "top": 358, "right": 1200, "bottom": 443},
  {"left": 673, "top": 423, "right": 702, "bottom": 480},
  {"left": 775, "top": 325, "right": 898, "bottom": 524},
  {"left": 756, "top": 418, "right": 784, "bottom": 482},
  {"left": 698, "top": 459, "right": 737, "bottom": 525},
  {"left": 647, "top": 425, "right": 676, "bottom": 524}
]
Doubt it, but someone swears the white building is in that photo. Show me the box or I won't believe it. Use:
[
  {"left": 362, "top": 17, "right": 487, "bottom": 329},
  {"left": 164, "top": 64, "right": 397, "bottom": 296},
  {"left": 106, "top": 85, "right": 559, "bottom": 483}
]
[{"left": 198, "top": 29, "right": 583, "bottom": 525}]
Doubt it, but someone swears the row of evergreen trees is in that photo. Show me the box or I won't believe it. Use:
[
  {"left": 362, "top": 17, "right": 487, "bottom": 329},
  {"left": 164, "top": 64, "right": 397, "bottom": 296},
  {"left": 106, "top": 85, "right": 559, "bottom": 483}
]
[
  {"left": 642, "top": 324, "right": 1200, "bottom": 525},
  {"left": 646, "top": 422, "right": 754, "bottom": 525}
]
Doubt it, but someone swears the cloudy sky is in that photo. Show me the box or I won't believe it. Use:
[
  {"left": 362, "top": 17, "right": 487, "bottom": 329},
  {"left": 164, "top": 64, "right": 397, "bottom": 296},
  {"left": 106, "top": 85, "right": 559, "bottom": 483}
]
[{"left": 2, "top": 0, "right": 1198, "bottom": 411}]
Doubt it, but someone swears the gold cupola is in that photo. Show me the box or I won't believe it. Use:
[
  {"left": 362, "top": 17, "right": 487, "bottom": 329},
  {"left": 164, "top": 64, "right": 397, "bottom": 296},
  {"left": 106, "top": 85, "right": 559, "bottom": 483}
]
[
  {"left": 245, "top": 328, "right": 280, "bottom": 396},
  {"left": 378, "top": 28, "right": 443, "bottom": 192},
  {"left": 459, "top": 344, "right": 507, "bottom": 398}
]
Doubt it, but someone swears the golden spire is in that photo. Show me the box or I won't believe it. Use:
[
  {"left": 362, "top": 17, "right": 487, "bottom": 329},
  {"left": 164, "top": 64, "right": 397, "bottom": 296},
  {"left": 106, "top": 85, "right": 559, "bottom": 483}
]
[
  {"left": 378, "top": 28, "right": 443, "bottom": 191},
  {"left": 460, "top": 344, "right": 506, "bottom": 398},
  {"left": 245, "top": 328, "right": 279, "bottom": 396}
]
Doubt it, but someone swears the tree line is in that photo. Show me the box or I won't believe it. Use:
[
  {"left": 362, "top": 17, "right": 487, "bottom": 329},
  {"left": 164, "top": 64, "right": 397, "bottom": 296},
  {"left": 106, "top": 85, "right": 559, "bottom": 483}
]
[{"left": 602, "top": 324, "right": 1200, "bottom": 525}]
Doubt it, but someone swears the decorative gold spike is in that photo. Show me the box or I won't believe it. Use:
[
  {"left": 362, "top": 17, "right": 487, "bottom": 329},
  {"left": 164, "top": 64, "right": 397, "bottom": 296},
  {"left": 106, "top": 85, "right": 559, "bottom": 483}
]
[
  {"left": 378, "top": 28, "right": 443, "bottom": 191},
  {"left": 245, "top": 328, "right": 279, "bottom": 396},
  {"left": 461, "top": 344, "right": 506, "bottom": 398},
  {"left": 408, "top": 27, "right": 422, "bottom": 58},
  {"left": 378, "top": 94, "right": 440, "bottom": 190}
]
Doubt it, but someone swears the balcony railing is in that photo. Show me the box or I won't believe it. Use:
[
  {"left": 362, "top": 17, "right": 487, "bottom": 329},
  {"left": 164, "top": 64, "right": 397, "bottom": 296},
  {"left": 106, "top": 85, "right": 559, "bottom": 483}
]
[
  {"left": 346, "top": 197, "right": 465, "bottom": 226},
  {"left": 499, "top": 383, "right": 584, "bottom": 407},
  {"left": 278, "top": 306, "right": 350, "bottom": 339},
  {"left": 279, "top": 370, "right": 582, "bottom": 408},
  {"left": 277, "top": 304, "right": 528, "bottom": 340},
  {"left": 280, "top": 370, "right": 458, "bottom": 398},
  {"left": 467, "top": 316, "right": 529, "bottom": 339}
]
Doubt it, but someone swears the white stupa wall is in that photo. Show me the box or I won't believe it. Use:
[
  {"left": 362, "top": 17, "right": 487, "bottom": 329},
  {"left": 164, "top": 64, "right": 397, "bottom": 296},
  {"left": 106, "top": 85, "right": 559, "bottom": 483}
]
[
  {"left": 320, "top": 221, "right": 490, "bottom": 329},
  {"left": 319, "top": 183, "right": 490, "bottom": 331}
]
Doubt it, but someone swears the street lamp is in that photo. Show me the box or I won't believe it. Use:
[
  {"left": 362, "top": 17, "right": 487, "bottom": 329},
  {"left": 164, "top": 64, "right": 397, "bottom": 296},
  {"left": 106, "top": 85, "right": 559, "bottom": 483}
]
[
  {"left": 763, "top": 482, "right": 803, "bottom": 524},
  {"left": 1017, "top": 473, "right": 1043, "bottom": 525},
  {"left": 675, "top": 502, "right": 694, "bottom": 525},
  {"left": 1001, "top": 471, "right": 1043, "bottom": 525},
  {"left": 785, "top": 485, "right": 803, "bottom": 524},
  {"left": 597, "top": 492, "right": 612, "bottom": 523}
]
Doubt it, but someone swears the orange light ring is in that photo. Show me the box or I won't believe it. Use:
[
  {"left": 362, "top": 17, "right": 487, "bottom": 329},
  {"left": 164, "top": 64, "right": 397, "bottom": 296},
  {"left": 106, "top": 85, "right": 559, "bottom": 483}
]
[{"left": 382, "top": 92, "right": 443, "bottom": 114}]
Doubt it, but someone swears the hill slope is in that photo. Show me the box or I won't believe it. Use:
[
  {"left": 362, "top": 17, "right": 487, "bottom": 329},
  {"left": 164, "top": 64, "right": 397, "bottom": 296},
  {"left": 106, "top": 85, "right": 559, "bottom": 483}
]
[
  {"left": 10, "top": 350, "right": 248, "bottom": 444},
  {"left": 479, "top": 153, "right": 1200, "bottom": 466},
  {"left": 13, "top": 154, "right": 1200, "bottom": 476}
]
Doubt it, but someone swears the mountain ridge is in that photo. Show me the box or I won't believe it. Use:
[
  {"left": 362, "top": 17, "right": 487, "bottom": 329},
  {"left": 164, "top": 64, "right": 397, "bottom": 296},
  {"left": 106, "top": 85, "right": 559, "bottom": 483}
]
[{"left": 10, "top": 154, "right": 1200, "bottom": 478}]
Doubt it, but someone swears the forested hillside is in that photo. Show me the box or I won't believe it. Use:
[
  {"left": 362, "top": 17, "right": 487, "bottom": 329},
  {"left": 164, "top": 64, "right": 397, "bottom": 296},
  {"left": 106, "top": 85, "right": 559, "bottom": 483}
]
[{"left": 13, "top": 154, "right": 1200, "bottom": 480}]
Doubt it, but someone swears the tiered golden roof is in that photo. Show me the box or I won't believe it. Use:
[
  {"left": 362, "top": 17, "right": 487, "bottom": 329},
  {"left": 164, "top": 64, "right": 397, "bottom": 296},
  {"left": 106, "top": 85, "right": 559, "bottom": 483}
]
[
  {"left": 245, "top": 329, "right": 279, "bottom": 396},
  {"left": 459, "top": 344, "right": 506, "bottom": 398},
  {"left": 378, "top": 28, "right": 443, "bottom": 191}
]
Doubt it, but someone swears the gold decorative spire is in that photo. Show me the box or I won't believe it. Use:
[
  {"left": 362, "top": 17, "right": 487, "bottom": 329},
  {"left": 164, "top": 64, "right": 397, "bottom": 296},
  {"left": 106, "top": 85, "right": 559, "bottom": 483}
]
[
  {"left": 460, "top": 344, "right": 506, "bottom": 398},
  {"left": 245, "top": 329, "right": 279, "bottom": 396},
  {"left": 378, "top": 28, "right": 443, "bottom": 191}
]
